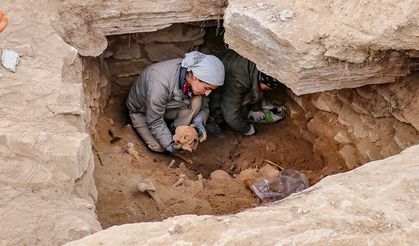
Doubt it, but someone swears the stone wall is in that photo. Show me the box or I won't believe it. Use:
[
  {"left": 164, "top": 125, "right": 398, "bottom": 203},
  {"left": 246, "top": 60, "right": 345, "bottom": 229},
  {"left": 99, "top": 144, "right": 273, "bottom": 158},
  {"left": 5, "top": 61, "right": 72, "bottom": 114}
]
[
  {"left": 0, "top": 2, "right": 228, "bottom": 243},
  {"left": 0, "top": 0, "right": 418, "bottom": 245},
  {"left": 56, "top": 0, "right": 227, "bottom": 57},
  {"left": 0, "top": 1, "right": 101, "bottom": 245},
  {"left": 287, "top": 73, "right": 419, "bottom": 170},
  {"left": 105, "top": 23, "right": 206, "bottom": 82},
  {"left": 83, "top": 23, "right": 210, "bottom": 131},
  {"left": 82, "top": 57, "right": 111, "bottom": 138}
]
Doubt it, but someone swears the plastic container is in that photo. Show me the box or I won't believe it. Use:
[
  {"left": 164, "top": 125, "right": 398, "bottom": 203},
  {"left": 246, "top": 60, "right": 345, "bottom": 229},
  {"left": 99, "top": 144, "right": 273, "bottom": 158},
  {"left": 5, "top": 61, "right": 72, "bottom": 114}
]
[{"left": 249, "top": 169, "right": 309, "bottom": 203}]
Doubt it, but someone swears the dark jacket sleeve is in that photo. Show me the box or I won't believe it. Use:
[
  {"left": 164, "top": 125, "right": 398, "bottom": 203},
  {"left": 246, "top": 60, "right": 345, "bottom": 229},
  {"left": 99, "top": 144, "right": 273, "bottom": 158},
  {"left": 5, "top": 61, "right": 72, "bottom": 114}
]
[
  {"left": 220, "top": 51, "right": 261, "bottom": 133},
  {"left": 221, "top": 79, "right": 252, "bottom": 133}
]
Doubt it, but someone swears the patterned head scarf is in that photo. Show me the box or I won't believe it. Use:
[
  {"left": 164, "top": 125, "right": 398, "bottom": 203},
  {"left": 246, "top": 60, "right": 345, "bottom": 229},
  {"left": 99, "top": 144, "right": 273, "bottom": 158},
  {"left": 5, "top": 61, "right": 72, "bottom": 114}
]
[{"left": 259, "top": 71, "right": 281, "bottom": 89}]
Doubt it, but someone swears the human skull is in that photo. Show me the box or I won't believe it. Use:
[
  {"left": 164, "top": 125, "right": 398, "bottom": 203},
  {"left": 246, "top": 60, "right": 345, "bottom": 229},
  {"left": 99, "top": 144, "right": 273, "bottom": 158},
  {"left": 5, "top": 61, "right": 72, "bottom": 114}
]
[{"left": 173, "top": 125, "right": 199, "bottom": 152}]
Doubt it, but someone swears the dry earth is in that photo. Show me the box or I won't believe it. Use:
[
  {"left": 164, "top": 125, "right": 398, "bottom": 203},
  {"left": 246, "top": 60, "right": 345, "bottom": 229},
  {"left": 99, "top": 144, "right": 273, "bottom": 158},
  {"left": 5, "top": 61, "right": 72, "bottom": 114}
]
[
  {"left": 68, "top": 145, "right": 419, "bottom": 245},
  {"left": 92, "top": 89, "right": 346, "bottom": 228},
  {"left": 0, "top": 0, "right": 418, "bottom": 245}
]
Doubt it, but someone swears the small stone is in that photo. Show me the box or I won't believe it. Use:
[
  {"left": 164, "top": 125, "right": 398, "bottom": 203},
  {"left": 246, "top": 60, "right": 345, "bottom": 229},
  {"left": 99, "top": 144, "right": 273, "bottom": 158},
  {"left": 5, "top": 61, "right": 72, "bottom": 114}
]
[
  {"left": 168, "top": 224, "right": 183, "bottom": 235},
  {"left": 260, "top": 164, "right": 280, "bottom": 178},
  {"left": 15, "top": 45, "right": 35, "bottom": 57},
  {"left": 178, "top": 162, "right": 186, "bottom": 169},
  {"left": 334, "top": 132, "right": 351, "bottom": 144},
  {"left": 279, "top": 9, "right": 295, "bottom": 22},
  {"left": 266, "top": 142, "right": 278, "bottom": 152},
  {"left": 38, "top": 132, "right": 49, "bottom": 141},
  {"left": 102, "top": 50, "right": 113, "bottom": 58},
  {"left": 210, "top": 170, "right": 233, "bottom": 181},
  {"left": 297, "top": 208, "right": 309, "bottom": 214},
  {"left": 168, "top": 159, "right": 176, "bottom": 168},
  {"left": 256, "top": 3, "right": 268, "bottom": 9},
  {"left": 1, "top": 50, "right": 20, "bottom": 72}
]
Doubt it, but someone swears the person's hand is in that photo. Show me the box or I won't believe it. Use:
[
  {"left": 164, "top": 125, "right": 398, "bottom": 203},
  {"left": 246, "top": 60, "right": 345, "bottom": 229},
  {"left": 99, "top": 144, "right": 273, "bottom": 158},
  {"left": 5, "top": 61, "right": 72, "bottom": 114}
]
[
  {"left": 243, "top": 124, "right": 256, "bottom": 136},
  {"left": 248, "top": 111, "right": 265, "bottom": 122},
  {"left": 276, "top": 105, "right": 286, "bottom": 118},
  {"left": 196, "top": 124, "right": 207, "bottom": 143},
  {"left": 193, "top": 118, "right": 207, "bottom": 143},
  {"left": 165, "top": 143, "right": 181, "bottom": 154}
]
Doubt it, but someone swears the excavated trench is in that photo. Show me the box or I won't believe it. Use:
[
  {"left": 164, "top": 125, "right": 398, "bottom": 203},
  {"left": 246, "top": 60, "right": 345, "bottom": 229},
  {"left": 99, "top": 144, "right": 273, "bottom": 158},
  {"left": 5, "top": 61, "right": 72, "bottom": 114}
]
[{"left": 82, "top": 22, "right": 419, "bottom": 229}]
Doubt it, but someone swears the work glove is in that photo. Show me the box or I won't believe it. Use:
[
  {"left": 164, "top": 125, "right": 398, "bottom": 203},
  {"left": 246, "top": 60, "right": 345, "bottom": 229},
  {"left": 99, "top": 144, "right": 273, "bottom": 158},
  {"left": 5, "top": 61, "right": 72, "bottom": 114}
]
[
  {"left": 165, "top": 142, "right": 181, "bottom": 154},
  {"left": 258, "top": 110, "right": 285, "bottom": 124},
  {"left": 261, "top": 99, "right": 275, "bottom": 111},
  {"left": 248, "top": 111, "right": 265, "bottom": 122},
  {"left": 243, "top": 124, "right": 256, "bottom": 136},
  {"left": 193, "top": 118, "right": 207, "bottom": 143},
  {"left": 276, "top": 105, "right": 286, "bottom": 118}
]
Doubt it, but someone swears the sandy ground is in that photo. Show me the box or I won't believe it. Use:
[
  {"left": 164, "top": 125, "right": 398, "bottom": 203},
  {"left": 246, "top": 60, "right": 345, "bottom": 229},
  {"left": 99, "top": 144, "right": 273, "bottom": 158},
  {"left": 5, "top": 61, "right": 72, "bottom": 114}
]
[{"left": 92, "top": 85, "right": 347, "bottom": 228}]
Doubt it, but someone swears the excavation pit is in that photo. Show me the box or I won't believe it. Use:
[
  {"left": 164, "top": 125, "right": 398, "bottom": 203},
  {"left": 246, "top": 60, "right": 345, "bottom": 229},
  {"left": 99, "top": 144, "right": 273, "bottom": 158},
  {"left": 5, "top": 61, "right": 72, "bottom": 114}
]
[{"left": 82, "top": 22, "right": 419, "bottom": 229}]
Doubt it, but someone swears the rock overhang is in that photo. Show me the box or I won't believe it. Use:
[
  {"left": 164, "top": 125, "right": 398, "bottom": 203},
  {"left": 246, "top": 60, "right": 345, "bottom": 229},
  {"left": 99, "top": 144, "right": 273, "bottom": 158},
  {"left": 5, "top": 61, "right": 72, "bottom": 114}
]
[{"left": 223, "top": 0, "right": 418, "bottom": 95}]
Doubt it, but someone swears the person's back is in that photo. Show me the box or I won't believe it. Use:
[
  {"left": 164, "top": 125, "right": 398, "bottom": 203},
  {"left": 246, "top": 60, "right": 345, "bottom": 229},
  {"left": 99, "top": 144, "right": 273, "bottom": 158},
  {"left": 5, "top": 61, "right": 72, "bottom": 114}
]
[
  {"left": 220, "top": 50, "right": 261, "bottom": 134},
  {"left": 222, "top": 51, "right": 259, "bottom": 94},
  {"left": 127, "top": 58, "right": 183, "bottom": 114},
  {"left": 216, "top": 50, "right": 284, "bottom": 136}
]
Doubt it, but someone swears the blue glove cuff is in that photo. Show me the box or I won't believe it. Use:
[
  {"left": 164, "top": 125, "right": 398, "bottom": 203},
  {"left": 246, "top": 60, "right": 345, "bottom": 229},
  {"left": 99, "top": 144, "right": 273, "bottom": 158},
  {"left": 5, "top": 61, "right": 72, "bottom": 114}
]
[{"left": 193, "top": 117, "right": 204, "bottom": 127}]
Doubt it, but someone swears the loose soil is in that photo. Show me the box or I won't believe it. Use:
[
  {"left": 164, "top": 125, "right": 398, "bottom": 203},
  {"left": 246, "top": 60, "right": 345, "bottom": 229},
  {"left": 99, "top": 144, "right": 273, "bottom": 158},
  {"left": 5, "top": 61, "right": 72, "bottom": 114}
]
[{"left": 92, "top": 83, "right": 347, "bottom": 229}]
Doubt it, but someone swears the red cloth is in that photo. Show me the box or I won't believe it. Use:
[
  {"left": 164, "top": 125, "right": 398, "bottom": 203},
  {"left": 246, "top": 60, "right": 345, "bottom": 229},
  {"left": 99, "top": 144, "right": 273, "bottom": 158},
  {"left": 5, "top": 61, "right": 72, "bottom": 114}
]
[{"left": 182, "top": 82, "right": 190, "bottom": 95}]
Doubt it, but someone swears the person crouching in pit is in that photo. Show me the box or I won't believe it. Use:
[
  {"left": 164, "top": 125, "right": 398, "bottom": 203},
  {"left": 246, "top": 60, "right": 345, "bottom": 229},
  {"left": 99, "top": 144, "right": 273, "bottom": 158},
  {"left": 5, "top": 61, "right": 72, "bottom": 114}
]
[{"left": 126, "top": 51, "right": 225, "bottom": 153}]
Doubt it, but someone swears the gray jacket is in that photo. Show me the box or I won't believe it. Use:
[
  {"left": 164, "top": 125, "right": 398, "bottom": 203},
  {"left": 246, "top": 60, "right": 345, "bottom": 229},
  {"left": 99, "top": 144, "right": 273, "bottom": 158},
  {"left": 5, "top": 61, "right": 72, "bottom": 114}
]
[{"left": 127, "top": 58, "right": 209, "bottom": 148}]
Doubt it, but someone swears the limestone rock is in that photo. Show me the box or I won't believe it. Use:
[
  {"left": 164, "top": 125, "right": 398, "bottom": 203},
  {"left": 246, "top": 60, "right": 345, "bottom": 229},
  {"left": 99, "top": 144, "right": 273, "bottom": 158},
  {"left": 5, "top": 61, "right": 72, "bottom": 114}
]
[
  {"left": 224, "top": 0, "right": 416, "bottom": 95},
  {"left": 338, "top": 145, "right": 359, "bottom": 169},
  {"left": 356, "top": 138, "right": 383, "bottom": 162},
  {"left": 59, "top": 0, "right": 226, "bottom": 37},
  {"left": 259, "top": 164, "right": 280, "bottom": 178},
  {"left": 278, "top": 9, "right": 294, "bottom": 22},
  {"left": 1, "top": 1, "right": 419, "bottom": 245},
  {"left": 1, "top": 49, "right": 19, "bottom": 72},
  {"left": 137, "top": 24, "right": 206, "bottom": 44},
  {"left": 0, "top": 2, "right": 102, "bottom": 245},
  {"left": 334, "top": 131, "right": 350, "bottom": 144},
  {"left": 338, "top": 105, "right": 368, "bottom": 138},
  {"left": 144, "top": 43, "right": 191, "bottom": 62},
  {"left": 110, "top": 37, "right": 142, "bottom": 60},
  {"left": 299, "top": 73, "right": 418, "bottom": 168},
  {"left": 311, "top": 93, "right": 342, "bottom": 113},
  {"left": 82, "top": 57, "right": 111, "bottom": 133},
  {"left": 107, "top": 58, "right": 150, "bottom": 78},
  {"left": 210, "top": 170, "right": 233, "bottom": 181},
  {"left": 393, "top": 121, "right": 419, "bottom": 149},
  {"left": 375, "top": 74, "right": 419, "bottom": 131}
]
